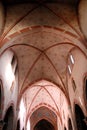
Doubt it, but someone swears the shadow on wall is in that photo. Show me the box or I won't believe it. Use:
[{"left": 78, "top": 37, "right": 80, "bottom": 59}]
[
  {"left": 34, "top": 119, "right": 55, "bottom": 130},
  {"left": 75, "top": 104, "right": 87, "bottom": 130},
  {"left": 16, "top": 120, "right": 24, "bottom": 130},
  {"left": 84, "top": 77, "right": 87, "bottom": 108},
  {"left": 16, "top": 119, "right": 20, "bottom": 130},
  {"left": 0, "top": 84, "right": 1, "bottom": 114},
  {"left": 2, "top": 106, "right": 14, "bottom": 130},
  {"left": 64, "top": 127, "right": 67, "bottom": 130},
  {"left": 68, "top": 118, "right": 73, "bottom": 130},
  {"left": 0, "top": 80, "right": 3, "bottom": 117}
]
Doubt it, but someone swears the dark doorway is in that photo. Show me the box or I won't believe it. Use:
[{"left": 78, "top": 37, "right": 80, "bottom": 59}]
[
  {"left": 85, "top": 78, "right": 87, "bottom": 101},
  {"left": 0, "top": 84, "right": 1, "bottom": 110},
  {"left": 64, "top": 127, "right": 67, "bottom": 130},
  {"left": 34, "top": 119, "right": 55, "bottom": 130},
  {"left": 68, "top": 118, "right": 73, "bottom": 130},
  {"left": 2, "top": 106, "right": 14, "bottom": 130},
  {"left": 75, "top": 104, "right": 87, "bottom": 130},
  {"left": 0, "top": 80, "right": 3, "bottom": 112},
  {"left": 16, "top": 119, "right": 20, "bottom": 130}
]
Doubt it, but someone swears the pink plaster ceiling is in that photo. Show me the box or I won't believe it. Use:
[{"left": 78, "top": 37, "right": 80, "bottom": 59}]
[
  {"left": 22, "top": 80, "right": 69, "bottom": 121},
  {"left": 9, "top": 31, "right": 74, "bottom": 92},
  {"left": 30, "top": 106, "right": 57, "bottom": 130},
  {"left": 2, "top": 3, "right": 81, "bottom": 37},
  {"left": 1, "top": 25, "right": 85, "bottom": 94}
]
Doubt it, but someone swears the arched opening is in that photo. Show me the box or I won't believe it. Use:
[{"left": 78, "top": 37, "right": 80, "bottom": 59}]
[
  {"left": 16, "top": 119, "right": 20, "bottom": 130},
  {"left": 75, "top": 104, "right": 87, "bottom": 130},
  {"left": 34, "top": 119, "right": 55, "bottom": 130},
  {"left": 64, "top": 127, "right": 67, "bottom": 130},
  {"left": 2, "top": 106, "right": 14, "bottom": 130},
  {"left": 68, "top": 118, "right": 73, "bottom": 130},
  {"left": 22, "top": 128, "right": 24, "bottom": 130}
]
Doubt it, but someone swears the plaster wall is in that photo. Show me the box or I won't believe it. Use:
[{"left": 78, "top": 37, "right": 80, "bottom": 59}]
[
  {"left": 68, "top": 49, "right": 87, "bottom": 115},
  {"left": 0, "top": 50, "right": 18, "bottom": 118}
]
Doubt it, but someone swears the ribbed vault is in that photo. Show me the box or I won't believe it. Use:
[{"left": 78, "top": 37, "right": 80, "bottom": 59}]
[{"left": 0, "top": 1, "right": 87, "bottom": 130}]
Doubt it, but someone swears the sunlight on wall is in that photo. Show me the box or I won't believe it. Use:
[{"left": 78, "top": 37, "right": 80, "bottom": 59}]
[
  {"left": 5, "top": 62, "right": 14, "bottom": 87},
  {"left": 19, "top": 98, "right": 26, "bottom": 119},
  {"left": 0, "top": 51, "right": 15, "bottom": 90},
  {"left": 19, "top": 98, "right": 26, "bottom": 130},
  {"left": 26, "top": 119, "right": 30, "bottom": 130}
]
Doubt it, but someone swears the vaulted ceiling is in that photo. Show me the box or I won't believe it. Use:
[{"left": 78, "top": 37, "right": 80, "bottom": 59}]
[
  {"left": 0, "top": 0, "right": 87, "bottom": 127},
  {"left": 0, "top": 1, "right": 86, "bottom": 93}
]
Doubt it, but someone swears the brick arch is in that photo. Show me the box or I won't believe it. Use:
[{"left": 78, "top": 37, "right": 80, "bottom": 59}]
[
  {"left": 27, "top": 103, "right": 58, "bottom": 121},
  {"left": 0, "top": 25, "right": 86, "bottom": 50},
  {"left": 18, "top": 80, "right": 70, "bottom": 130},
  {"left": 18, "top": 79, "right": 70, "bottom": 112},
  {"left": 23, "top": 79, "right": 70, "bottom": 127},
  {"left": 29, "top": 106, "right": 58, "bottom": 130}
]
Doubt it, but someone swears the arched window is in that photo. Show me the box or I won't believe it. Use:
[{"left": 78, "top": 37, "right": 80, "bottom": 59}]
[
  {"left": 11, "top": 55, "right": 15, "bottom": 66},
  {"left": 75, "top": 104, "right": 87, "bottom": 130},
  {"left": 11, "top": 54, "right": 18, "bottom": 76},
  {"left": 69, "top": 54, "right": 74, "bottom": 64},
  {"left": 67, "top": 53, "right": 75, "bottom": 76}
]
